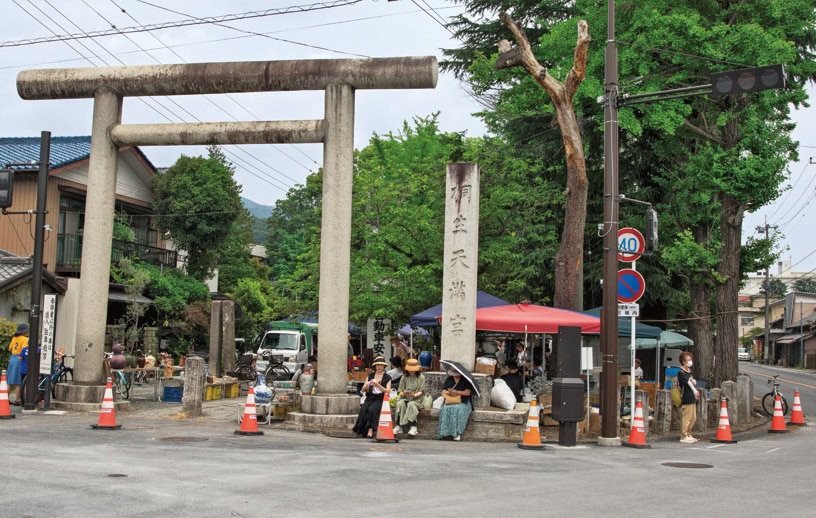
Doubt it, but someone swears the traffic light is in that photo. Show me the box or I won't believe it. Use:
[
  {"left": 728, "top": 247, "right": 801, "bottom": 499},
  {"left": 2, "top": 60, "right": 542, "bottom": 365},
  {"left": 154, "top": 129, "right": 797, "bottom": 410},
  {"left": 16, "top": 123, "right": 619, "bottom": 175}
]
[
  {"left": 0, "top": 169, "right": 13, "bottom": 209},
  {"left": 710, "top": 64, "right": 785, "bottom": 96},
  {"left": 645, "top": 207, "right": 658, "bottom": 252}
]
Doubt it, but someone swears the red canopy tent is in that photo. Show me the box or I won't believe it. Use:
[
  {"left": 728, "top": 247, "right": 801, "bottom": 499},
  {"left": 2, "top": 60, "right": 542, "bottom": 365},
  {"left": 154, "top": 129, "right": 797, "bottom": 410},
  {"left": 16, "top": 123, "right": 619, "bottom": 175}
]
[{"left": 470, "top": 302, "right": 601, "bottom": 334}]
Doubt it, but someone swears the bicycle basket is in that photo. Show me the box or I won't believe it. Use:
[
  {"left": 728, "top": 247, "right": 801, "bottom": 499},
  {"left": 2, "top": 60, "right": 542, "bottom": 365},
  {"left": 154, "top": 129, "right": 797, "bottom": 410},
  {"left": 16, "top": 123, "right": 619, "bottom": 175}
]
[{"left": 238, "top": 353, "right": 255, "bottom": 366}]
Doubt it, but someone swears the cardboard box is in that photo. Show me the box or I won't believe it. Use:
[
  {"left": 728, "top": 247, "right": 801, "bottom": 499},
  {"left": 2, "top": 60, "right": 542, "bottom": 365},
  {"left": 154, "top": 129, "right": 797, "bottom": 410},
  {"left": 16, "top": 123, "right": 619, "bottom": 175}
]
[{"left": 474, "top": 362, "right": 496, "bottom": 375}]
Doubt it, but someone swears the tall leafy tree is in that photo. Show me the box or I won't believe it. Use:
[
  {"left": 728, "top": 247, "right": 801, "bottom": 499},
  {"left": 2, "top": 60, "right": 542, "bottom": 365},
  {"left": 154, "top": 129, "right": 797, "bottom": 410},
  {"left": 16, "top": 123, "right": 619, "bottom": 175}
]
[
  {"left": 446, "top": 0, "right": 816, "bottom": 386},
  {"left": 793, "top": 277, "right": 816, "bottom": 294},
  {"left": 152, "top": 150, "right": 243, "bottom": 279}
]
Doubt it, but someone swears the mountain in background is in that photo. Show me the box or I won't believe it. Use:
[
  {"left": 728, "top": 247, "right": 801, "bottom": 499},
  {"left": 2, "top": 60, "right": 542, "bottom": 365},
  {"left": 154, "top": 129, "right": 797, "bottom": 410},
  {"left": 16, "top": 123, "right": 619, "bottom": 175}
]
[
  {"left": 242, "top": 197, "right": 274, "bottom": 219},
  {"left": 242, "top": 197, "right": 274, "bottom": 244}
]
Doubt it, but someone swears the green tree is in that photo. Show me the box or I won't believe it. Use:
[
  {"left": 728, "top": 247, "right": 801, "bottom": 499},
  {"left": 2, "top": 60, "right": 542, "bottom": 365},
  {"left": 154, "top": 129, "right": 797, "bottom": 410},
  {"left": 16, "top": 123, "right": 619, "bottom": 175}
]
[
  {"left": 445, "top": 0, "right": 816, "bottom": 387},
  {"left": 265, "top": 170, "right": 323, "bottom": 312},
  {"left": 216, "top": 209, "right": 256, "bottom": 294},
  {"left": 793, "top": 277, "right": 816, "bottom": 293},
  {"left": 761, "top": 278, "right": 788, "bottom": 298},
  {"left": 152, "top": 151, "right": 243, "bottom": 279}
]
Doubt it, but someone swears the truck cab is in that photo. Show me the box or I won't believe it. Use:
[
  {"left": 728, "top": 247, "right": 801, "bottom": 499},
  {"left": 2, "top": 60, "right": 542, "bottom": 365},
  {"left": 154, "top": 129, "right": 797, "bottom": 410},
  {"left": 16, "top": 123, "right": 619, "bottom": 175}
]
[{"left": 255, "top": 322, "right": 316, "bottom": 377}]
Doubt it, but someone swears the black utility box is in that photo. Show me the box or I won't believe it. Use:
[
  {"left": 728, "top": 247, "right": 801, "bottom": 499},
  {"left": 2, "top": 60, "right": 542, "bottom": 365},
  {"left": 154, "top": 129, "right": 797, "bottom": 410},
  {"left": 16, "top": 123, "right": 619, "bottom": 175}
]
[{"left": 552, "top": 377, "right": 585, "bottom": 422}]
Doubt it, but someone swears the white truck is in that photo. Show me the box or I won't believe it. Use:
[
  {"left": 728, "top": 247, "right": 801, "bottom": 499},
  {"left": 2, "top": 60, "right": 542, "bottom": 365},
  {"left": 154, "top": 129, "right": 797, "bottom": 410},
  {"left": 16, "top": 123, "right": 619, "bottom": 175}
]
[{"left": 254, "top": 321, "right": 316, "bottom": 379}]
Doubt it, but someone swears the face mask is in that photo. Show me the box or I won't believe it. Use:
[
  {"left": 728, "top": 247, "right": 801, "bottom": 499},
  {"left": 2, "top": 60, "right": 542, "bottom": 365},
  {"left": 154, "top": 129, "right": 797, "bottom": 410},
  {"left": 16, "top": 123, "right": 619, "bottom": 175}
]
[
  {"left": 686, "top": 360, "right": 693, "bottom": 368},
  {"left": 447, "top": 370, "right": 457, "bottom": 377}
]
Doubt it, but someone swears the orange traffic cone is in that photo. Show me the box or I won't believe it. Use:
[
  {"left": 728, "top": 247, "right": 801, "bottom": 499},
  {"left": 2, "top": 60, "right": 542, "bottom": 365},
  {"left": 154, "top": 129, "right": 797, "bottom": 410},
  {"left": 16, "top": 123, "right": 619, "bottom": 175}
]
[
  {"left": 711, "top": 398, "right": 737, "bottom": 444},
  {"left": 623, "top": 400, "right": 651, "bottom": 449},
  {"left": 235, "top": 386, "right": 264, "bottom": 436},
  {"left": 768, "top": 394, "right": 788, "bottom": 434},
  {"left": 91, "top": 377, "right": 121, "bottom": 430},
  {"left": 788, "top": 389, "right": 805, "bottom": 426},
  {"left": 375, "top": 393, "right": 399, "bottom": 443},
  {"left": 1, "top": 370, "right": 15, "bottom": 420},
  {"left": 518, "top": 400, "right": 545, "bottom": 450}
]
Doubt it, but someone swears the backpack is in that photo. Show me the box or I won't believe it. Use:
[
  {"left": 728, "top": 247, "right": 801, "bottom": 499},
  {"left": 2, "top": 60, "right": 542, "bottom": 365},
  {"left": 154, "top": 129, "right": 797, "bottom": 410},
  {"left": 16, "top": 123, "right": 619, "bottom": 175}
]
[{"left": 670, "top": 376, "right": 682, "bottom": 408}]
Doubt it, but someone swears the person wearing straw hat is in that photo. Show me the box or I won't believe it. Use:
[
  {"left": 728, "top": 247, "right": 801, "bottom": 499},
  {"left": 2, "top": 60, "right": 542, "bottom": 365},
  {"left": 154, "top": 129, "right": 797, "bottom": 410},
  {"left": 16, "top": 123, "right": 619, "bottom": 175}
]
[
  {"left": 394, "top": 358, "right": 426, "bottom": 436},
  {"left": 352, "top": 355, "right": 392, "bottom": 438},
  {"left": 6, "top": 323, "right": 29, "bottom": 405}
]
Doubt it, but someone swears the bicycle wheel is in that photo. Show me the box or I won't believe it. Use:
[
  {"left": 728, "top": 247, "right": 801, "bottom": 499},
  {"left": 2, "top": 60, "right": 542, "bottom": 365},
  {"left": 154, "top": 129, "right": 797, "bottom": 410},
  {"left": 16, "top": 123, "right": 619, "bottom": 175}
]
[
  {"left": 52, "top": 371, "right": 69, "bottom": 399},
  {"left": 121, "top": 372, "right": 131, "bottom": 400},
  {"left": 762, "top": 392, "right": 786, "bottom": 416},
  {"left": 266, "top": 364, "right": 291, "bottom": 382}
]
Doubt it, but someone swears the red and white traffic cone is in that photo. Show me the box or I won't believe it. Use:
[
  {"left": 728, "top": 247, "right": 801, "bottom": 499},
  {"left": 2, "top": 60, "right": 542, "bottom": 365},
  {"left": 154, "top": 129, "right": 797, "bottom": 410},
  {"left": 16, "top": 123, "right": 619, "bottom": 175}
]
[
  {"left": 768, "top": 394, "right": 788, "bottom": 434},
  {"left": 375, "top": 393, "right": 399, "bottom": 443},
  {"left": 788, "top": 389, "right": 805, "bottom": 426},
  {"left": 91, "top": 377, "right": 121, "bottom": 430},
  {"left": 711, "top": 398, "right": 737, "bottom": 444},
  {"left": 623, "top": 400, "right": 651, "bottom": 449},
  {"left": 518, "top": 400, "right": 545, "bottom": 450},
  {"left": 0, "top": 370, "right": 15, "bottom": 420},
  {"left": 235, "top": 386, "right": 264, "bottom": 436}
]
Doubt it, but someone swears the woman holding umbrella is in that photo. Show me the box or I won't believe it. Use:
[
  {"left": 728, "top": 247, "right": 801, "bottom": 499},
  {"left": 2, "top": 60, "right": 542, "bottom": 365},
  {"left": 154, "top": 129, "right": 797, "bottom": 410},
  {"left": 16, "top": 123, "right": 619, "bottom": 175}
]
[{"left": 438, "top": 360, "right": 478, "bottom": 441}]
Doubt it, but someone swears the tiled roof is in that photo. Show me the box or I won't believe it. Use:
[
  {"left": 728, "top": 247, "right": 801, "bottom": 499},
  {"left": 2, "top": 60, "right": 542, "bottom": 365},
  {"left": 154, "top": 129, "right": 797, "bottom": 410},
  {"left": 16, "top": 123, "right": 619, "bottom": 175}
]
[
  {"left": 0, "top": 136, "right": 158, "bottom": 173},
  {"left": 0, "top": 249, "right": 67, "bottom": 294},
  {"left": 0, "top": 136, "right": 91, "bottom": 170}
]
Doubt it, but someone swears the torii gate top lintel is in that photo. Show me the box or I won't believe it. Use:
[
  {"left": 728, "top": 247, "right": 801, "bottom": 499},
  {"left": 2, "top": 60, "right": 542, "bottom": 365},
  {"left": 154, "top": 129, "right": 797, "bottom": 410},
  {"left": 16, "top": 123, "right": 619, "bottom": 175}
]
[{"left": 17, "top": 56, "right": 438, "bottom": 100}]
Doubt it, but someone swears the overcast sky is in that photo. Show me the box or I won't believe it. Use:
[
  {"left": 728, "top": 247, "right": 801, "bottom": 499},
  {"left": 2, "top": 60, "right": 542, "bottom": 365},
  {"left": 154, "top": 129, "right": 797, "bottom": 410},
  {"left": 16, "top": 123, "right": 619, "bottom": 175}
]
[{"left": 2, "top": 0, "right": 813, "bottom": 275}]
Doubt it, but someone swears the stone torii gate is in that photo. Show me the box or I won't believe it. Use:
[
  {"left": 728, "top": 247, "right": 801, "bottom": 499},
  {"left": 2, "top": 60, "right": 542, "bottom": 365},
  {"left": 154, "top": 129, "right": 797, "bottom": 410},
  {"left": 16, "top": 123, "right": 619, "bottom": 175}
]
[{"left": 17, "top": 57, "right": 437, "bottom": 410}]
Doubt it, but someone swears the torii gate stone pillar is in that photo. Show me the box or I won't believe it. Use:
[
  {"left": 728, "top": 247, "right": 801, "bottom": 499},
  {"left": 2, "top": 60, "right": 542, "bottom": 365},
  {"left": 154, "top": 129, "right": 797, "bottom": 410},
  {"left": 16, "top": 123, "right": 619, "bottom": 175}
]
[{"left": 18, "top": 57, "right": 437, "bottom": 412}]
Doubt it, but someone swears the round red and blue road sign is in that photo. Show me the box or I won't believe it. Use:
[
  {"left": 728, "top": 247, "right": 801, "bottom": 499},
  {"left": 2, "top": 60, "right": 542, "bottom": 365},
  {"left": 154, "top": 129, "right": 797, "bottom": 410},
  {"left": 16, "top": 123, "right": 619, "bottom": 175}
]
[{"left": 617, "top": 269, "right": 646, "bottom": 303}]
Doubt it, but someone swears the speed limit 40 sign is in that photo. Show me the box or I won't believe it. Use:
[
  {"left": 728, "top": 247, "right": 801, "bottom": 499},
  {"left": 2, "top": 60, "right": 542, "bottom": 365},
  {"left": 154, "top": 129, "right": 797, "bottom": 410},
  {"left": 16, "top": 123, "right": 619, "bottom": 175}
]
[{"left": 618, "top": 227, "right": 645, "bottom": 262}]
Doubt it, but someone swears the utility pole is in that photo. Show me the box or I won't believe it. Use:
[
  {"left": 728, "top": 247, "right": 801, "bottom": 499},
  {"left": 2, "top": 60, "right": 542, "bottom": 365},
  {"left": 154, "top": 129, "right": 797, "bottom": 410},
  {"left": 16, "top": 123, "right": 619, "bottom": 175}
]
[
  {"left": 800, "top": 299, "right": 804, "bottom": 368},
  {"left": 599, "top": 0, "right": 620, "bottom": 445},
  {"left": 24, "top": 132, "right": 51, "bottom": 410},
  {"left": 756, "top": 218, "right": 777, "bottom": 365}
]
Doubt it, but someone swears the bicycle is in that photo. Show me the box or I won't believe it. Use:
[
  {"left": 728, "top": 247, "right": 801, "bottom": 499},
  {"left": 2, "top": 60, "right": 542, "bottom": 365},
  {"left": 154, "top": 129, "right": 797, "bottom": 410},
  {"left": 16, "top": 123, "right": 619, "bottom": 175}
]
[
  {"left": 43, "top": 350, "right": 74, "bottom": 399},
  {"left": 762, "top": 375, "right": 788, "bottom": 417},
  {"left": 260, "top": 351, "right": 292, "bottom": 383},
  {"left": 104, "top": 352, "right": 131, "bottom": 401}
]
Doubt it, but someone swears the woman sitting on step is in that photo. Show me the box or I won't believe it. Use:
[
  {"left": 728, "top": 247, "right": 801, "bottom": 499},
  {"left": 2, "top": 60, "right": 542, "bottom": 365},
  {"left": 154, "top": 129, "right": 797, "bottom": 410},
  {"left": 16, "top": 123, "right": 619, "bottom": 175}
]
[{"left": 394, "top": 358, "right": 426, "bottom": 437}]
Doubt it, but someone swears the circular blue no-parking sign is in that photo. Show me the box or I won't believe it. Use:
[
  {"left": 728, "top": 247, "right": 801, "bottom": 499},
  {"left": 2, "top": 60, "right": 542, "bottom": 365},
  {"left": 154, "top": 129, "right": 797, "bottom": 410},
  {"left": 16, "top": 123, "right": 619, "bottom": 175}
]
[{"left": 617, "top": 269, "right": 646, "bottom": 303}]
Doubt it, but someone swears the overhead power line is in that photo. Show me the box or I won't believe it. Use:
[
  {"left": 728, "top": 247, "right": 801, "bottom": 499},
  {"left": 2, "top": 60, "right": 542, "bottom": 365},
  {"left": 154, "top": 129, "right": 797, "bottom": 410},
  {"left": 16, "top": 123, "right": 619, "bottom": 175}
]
[{"left": 0, "top": 0, "right": 363, "bottom": 47}]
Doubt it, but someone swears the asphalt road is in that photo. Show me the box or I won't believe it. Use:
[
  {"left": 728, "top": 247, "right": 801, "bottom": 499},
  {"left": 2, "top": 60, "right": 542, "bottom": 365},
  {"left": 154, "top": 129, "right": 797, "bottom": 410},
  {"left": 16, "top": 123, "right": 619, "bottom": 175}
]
[
  {"left": 739, "top": 363, "right": 816, "bottom": 415},
  {"left": 1, "top": 401, "right": 814, "bottom": 518}
]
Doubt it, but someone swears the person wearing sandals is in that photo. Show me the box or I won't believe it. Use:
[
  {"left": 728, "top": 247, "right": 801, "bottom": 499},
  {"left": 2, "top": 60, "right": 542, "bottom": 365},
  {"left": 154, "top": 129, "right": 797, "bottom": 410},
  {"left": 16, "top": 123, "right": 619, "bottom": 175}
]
[
  {"left": 6, "top": 323, "right": 28, "bottom": 406},
  {"left": 677, "top": 351, "right": 700, "bottom": 443},
  {"left": 394, "top": 358, "right": 425, "bottom": 437},
  {"left": 352, "top": 355, "right": 392, "bottom": 438},
  {"left": 437, "top": 368, "right": 474, "bottom": 441}
]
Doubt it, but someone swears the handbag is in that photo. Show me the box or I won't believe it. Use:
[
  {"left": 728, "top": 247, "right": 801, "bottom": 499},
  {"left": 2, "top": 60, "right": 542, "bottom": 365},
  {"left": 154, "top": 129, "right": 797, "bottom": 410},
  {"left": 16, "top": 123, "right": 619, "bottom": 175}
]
[
  {"left": 422, "top": 392, "right": 433, "bottom": 409},
  {"left": 671, "top": 377, "right": 682, "bottom": 408},
  {"left": 443, "top": 393, "right": 462, "bottom": 405}
]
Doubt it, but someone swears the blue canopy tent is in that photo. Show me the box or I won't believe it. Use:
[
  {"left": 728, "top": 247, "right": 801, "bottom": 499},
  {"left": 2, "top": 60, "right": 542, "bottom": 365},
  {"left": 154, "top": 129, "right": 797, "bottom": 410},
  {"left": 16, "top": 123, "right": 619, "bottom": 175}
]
[{"left": 409, "top": 291, "right": 510, "bottom": 327}]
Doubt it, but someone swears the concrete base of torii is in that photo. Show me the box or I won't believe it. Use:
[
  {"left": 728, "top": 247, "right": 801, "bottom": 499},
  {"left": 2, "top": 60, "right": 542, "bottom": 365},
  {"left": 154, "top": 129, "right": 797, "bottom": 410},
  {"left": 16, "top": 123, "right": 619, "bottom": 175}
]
[{"left": 51, "top": 382, "right": 131, "bottom": 413}]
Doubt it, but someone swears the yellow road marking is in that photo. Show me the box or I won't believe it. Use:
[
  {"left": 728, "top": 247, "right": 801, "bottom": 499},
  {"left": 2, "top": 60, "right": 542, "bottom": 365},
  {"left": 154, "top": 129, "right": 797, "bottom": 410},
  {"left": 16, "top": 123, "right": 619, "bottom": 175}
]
[{"left": 741, "top": 368, "right": 816, "bottom": 390}]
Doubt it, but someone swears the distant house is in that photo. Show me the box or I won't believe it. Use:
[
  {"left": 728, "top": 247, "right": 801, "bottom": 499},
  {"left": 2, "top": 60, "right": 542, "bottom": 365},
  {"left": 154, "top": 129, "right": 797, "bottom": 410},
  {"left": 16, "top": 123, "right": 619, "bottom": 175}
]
[
  {"left": 0, "top": 136, "right": 176, "bottom": 275},
  {"left": 0, "top": 136, "right": 175, "bottom": 352}
]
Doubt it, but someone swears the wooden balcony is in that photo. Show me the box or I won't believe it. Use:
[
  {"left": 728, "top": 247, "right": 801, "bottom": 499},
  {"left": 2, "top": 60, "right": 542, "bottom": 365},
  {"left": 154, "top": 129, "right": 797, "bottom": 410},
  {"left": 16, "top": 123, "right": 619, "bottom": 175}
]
[{"left": 56, "top": 232, "right": 177, "bottom": 273}]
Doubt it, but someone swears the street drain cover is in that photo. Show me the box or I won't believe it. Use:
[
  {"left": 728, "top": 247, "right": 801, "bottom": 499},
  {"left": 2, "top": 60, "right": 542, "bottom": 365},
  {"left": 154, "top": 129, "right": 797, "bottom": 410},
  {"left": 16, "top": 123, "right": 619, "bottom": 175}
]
[
  {"left": 661, "top": 462, "right": 714, "bottom": 469},
  {"left": 156, "top": 436, "right": 209, "bottom": 443},
  {"left": 107, "top": 474, "right": 128, "bottom": 478}
]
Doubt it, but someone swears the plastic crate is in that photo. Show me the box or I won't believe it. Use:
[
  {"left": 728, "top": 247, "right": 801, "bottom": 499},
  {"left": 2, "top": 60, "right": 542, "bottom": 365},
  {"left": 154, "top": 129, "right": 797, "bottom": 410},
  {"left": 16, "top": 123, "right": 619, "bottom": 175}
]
[
  {"left": 223, "top": 382, "right": 239, "bottom": 398},
  {"left": 205, "top": 384, "right": 223, "bottom": 400},
  {"left": 163, "top": 386, "right": 183, "bottom": 403}
]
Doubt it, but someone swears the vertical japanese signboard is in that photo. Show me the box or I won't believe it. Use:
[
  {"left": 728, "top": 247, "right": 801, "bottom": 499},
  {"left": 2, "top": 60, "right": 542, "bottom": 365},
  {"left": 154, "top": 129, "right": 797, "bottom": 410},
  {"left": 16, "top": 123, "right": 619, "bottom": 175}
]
[
  {"left": 39, "top": 294, "right": 57, "bottom": 375},
  {"left": 441, "top": 163, "right": 480, "bottom": 370},
  {"left": 366, "top": 317, "right": 391, "bottom": 359}
]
